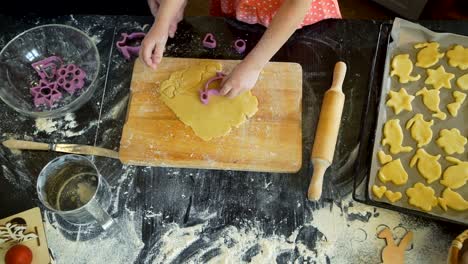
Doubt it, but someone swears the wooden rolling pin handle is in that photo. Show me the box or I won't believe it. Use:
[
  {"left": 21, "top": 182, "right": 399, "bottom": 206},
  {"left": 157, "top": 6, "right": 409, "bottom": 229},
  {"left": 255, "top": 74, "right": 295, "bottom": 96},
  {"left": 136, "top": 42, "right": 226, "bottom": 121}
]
[
  {"left": 308, "top": 61, "right": 347, "bottom": 201},
  {"left": 2, "top": 139, "right": 50, "bottom": 151}
]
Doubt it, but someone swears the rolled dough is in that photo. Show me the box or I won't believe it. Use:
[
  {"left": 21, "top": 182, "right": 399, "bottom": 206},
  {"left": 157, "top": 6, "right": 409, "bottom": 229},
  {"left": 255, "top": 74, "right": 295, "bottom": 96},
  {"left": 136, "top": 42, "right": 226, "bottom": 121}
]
[
  {"left": 406, "top": 182, "right": 438, "bottom": 212},
  {"left": 414, "top": 42, "right": 444, "bottom": 68},
  {"left": 159, "top": 62, "right": 258, "bottom": 141},
  {"left": 438, "top": 188, "right": 468, "bottom": 211},
  {"left": 386, "top": 88, "right": 414, "bottom": 114},
  {"left": 384, "top": 190, "right": 402, "bottom": 203},
  {"left": 377, "top": 150, "right": 392, "bottom": 165},
  {"left": 382, "top": 119, "right": 413, "bottom": 154},
  {"left": 415, "top": 87, "right": 446, "bottom": 120},
  {"left": 372, "top": 185, "right": 387, "bottom": 199},
  {"left": 425, "top": 65, "right": 455, "bottom": 90},
  {"left": 446, "top": 45, "right": 468, "bottom": 70},
  {"left": 436, "top": 128, "right": 467, "bottom": 155},
  {"left": 409, "top": 148, "right": 441, "bottom": 184},
  {"left": 457, "top": 74, "right": 468, "bottom": 90},
  {"left": 378, "top": 159, "right": 408, "bottom": 185},
  {"left": 405, "top": 114, "right": 433, "bottom": 148},
  {"left": 390, "top": 54, "right": 421, "bottom": 83},
  {"left": 440, "top": 157, "right": 468, "bottom": 189},
  {"left": 447, "top": 91, "right": 466, "bottom": 117}
]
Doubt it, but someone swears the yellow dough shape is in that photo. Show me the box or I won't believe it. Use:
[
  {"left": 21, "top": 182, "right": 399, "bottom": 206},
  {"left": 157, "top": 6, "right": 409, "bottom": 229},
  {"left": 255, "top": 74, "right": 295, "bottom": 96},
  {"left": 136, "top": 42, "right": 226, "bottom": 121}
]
[
  {"left": 415, "top": 87, "right": 446, "bottom": 120},
  {"left": 377, "top": 150, "right": 393, "bottom": 165},
  {"left": 414, "top": 42, "right": 445, "bottom": 68},
  {"left": 406, "top": 182, "right": 438, "bottom": 212},
  {"left": 378, "top": 159, "right": 408, "bottom": 185},
  {"left": 440, "top": 157, "right": 468, "bottom": 189},
  {"left": 382, "top": 119, "right": 413, "bottom": 154},
  {"left": 409, "top": 148, "right": 441, "bottom": 184},
  {"left": 446, "top": 45, "right": 468, "bottom": 70},
  {"left": 436, "top": 128, "right": 467, "bottom": 155},
  {"left": 372, "top": 185, "right": 387, "bottom": 199},
  {"left": 384, "top": 190, "right": 402, "bottom": 203},
  {"left": 386, "top": 88, "right": 414, "bottom": 114},
  {"left": 447, "top": 91, "right": 466, "bottom": 117},
  {"left": 457, "top": 74, "right": 468, "bottom": 90},
  {"left": 159, "top": 62, "right": 258, "bottom": 141},
  {"left": 405, "top": 114, "right": 433, "bottom": 148},
  {"left": 438, "top": 188, "right": 468, "bottom": 211},
  {"left": 390, "top": 54, "right": 421, "bottom": 83},
  {"left": 425, "top": 65, "right": 455, "bottom": 90}
]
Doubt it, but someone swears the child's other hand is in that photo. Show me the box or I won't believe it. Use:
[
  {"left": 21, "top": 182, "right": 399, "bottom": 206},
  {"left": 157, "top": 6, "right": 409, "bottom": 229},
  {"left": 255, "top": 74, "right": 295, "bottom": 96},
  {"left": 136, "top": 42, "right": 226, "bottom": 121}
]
[{"left": 220, "top": 62, "right": 261, "bottom": 98}]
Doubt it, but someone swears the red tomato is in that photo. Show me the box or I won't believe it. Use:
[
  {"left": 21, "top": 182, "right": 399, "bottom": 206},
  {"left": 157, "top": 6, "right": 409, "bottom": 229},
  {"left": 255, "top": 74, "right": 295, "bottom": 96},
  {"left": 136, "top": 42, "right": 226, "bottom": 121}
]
[{"left": 4, "top": 244, "right": 33, "bottom": 264}]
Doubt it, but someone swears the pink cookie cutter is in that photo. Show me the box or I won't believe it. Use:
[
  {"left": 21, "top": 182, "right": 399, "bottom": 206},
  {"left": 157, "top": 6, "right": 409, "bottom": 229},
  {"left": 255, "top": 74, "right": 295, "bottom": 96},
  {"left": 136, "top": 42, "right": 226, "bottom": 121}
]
[
  {"left": 30, "top": 80, "right": 62, "bottom": 107},
  {"left": 31, "top": 56, "right": 63, "bottom": 80},
  {"left": 56, "top": 64, "right": 87, "bottom": 95},
  {"left": 203, "top": 33, "right": 217, "bottom": 49},
  {"left": 200, "top": 72, "right": 226, "bottom": 105},
  {"left": 234, "top": 39, "right": 246, "bottom": 53},
  {"left": 116, "top": 32, "right": 146, "bottom": 60}
]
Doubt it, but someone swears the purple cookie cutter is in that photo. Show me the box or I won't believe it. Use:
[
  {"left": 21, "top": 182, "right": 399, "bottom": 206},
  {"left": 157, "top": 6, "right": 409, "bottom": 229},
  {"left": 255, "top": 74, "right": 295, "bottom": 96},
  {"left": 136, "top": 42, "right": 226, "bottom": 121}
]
[
  {"left": 30, "top": 80, "right": 62, "bottom": 107},
  {"left": 31, "top": 56, "right": 63, "bottom": 80},
  {"left": 202, "top": 33, "right": 217, "bottom": 49},
  {"left": 200, "top": 72, "right": 225, "bottom": 105},
  {"left": 116, "top": 32, "right": 146, "bottom": 60},
  {"left": 234, "top": 39, "right": 246, "bottom": 53},
  {"left": 56, "top": 64, "right": 87, "bottom": 95}
]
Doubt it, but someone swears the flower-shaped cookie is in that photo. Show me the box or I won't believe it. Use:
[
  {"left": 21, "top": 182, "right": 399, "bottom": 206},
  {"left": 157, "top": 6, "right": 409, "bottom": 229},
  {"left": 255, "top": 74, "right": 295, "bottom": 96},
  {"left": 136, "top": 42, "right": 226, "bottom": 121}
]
[
  {"left": 406, "top": 182, "right": 438, "bottom": 212},
  {"left": 386, "top": 88, "right": 414, "bottom": 114},
  {"left": 30, "top": 80, "right": 62, "bottom": 107},
  {"left": 446, "top": 45, "right": 468, "bottom": 70},
  {"left": 425, "top": 66, "right": 455, "bottom": 90},
  {"left": 436, "top": 128, "right": 467, "bottom": 155}
]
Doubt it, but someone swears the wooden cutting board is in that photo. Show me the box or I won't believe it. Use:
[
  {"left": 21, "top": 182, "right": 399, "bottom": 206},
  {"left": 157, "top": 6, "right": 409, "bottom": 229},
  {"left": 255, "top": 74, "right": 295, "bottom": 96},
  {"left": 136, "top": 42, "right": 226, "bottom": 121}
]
[{"left": 119, "top": 58, "right": 302, "bottom": 172}]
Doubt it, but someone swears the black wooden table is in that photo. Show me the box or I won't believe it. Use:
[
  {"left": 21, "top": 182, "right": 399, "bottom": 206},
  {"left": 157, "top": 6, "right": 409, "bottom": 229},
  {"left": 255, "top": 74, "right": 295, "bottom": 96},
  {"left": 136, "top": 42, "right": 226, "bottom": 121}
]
[{"left": 0, "top": 16, "right": 464, "bottom": 263}]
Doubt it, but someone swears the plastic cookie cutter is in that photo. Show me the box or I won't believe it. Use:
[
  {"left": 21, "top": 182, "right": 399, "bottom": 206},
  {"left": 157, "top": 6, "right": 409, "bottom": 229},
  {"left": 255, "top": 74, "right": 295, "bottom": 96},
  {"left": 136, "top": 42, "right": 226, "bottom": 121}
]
[
  {"left": 116, "top": 32, "right": 146, "bottom": 60},
  {"left": 200, "top": 72, "right": 226, "bottom": 105},
  {"left": 31, "top": 56, "right": 63, "bottom": 80},
  {"left": 30, "top": 80, "right": 62, "bottom": 107},
  {"left": 56, "top": 64, "right": 87, "bottom": 95},
  {"left": 203, "top": 33, "right": 217, "bottom": 49},
  {"left": 234, "top": 39, "right": 246, "bottom": 53}
]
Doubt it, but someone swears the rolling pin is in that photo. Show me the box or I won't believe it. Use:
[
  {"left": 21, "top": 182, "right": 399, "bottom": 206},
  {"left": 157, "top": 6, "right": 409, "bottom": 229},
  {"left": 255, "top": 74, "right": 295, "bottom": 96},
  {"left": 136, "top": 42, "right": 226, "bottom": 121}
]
[{"left": 308, "top": 61, "right": 347, "bottom": 201}]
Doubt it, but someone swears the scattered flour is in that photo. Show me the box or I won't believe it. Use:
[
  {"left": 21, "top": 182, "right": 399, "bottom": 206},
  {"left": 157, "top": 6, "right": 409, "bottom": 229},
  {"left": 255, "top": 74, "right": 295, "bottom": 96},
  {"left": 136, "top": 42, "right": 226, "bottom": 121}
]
[{"left": 34, "top": 113, "right": 95, "bottom": 138}]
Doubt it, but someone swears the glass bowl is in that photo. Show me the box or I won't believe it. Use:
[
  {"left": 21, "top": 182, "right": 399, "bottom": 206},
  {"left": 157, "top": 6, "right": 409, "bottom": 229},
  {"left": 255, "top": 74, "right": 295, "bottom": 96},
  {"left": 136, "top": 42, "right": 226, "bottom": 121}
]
[{"left": 0, "top": 24, "right": 100, "bottom": 118}]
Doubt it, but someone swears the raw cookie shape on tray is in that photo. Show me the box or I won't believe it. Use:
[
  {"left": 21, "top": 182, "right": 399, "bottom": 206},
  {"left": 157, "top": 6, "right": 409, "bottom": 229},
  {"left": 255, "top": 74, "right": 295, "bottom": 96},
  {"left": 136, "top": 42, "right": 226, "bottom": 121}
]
[
  {"left": 447, "top": 91, "right": 466, "bottom": 117},
  {"left": 414, "top": 42, "right": 445, "bottom": 68},
  {"left": 378, "top": 159, "right": 408, "bottom": 185},
  {"left": 425, "top": 65, "right": 455, "bottom": 90},
  {"left": 440, "top": 157, "right": 468, "bottom": 189},
  {"left": 416, "top": 87, "right": 447, "bottom": 120},
  {"left": 438, "top": 188, "right": 468, "bottom": 211},
  {"left": 158, "top": 61, "right": 258, "bottom": 141},
  {"left": 457, "top": 73, "right": 468, "bottom": 90},
  {"left": 405, "top": 114, "right": 433, "bottom": 147},
  {"left": 409, "top": 148, "right": 441, "bottom": 184},
  {"left": 377, "top": 150, "right": 393, "bottom": 165},
  {"left": 436, "top": 128, "right": 467, "bottom": 155},
  {"left": 446, "top": 45, "right": 468, "bottom": 70},
  {"left": 382, "top": 119, "right": 413, "bottom": 154},
  {"left": 390, "top": 54, "right": 421, "bottom": 83},
  {"left": 386, "top": 88, "right": 414, "bottom": 114},
  {"left": 384, "top": 190, "right": 403, "bottom": 203},
  {"left": 372, "top": 185, "right": 387, "bottom": 199},
  {"left": 406, "top": 182, "right": 438, "bottom": 212}
]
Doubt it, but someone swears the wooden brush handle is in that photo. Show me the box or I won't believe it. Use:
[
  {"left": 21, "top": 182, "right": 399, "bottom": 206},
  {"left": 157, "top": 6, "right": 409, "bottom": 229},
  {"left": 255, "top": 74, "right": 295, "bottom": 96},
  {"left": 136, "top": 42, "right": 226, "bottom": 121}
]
[
  {"left": 308, "top": 62, "right": 347, "bottom": 201},
  {"left": 2, "top": 139, "right": 50, "bottom": 150}
]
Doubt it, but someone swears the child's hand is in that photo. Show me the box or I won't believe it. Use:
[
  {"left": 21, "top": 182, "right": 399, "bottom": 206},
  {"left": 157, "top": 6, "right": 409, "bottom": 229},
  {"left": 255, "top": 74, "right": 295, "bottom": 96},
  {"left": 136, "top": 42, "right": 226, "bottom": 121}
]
[
  {"left": 140, "top": 22, "right": 169, "bottom": 70},
  {"left": 220, "top": 62, "right": 261, "bottom": 98}
]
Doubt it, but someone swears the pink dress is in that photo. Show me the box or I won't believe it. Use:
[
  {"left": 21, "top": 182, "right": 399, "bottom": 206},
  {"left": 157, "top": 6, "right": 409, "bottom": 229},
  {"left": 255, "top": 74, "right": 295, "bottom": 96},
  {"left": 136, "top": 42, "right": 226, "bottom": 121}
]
[{"left": 210, "top": 0, "right": 342, "bottom": 28}]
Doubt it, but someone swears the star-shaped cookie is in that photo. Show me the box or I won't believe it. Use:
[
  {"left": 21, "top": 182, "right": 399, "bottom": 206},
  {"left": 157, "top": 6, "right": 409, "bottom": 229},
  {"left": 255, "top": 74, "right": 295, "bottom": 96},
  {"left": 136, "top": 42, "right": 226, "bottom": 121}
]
[
  {"left": 425, "top": 65, "right": 455, "bottom": 90},
  {"left": 386, "top": 88, "right": 415, "bottom": 114}
]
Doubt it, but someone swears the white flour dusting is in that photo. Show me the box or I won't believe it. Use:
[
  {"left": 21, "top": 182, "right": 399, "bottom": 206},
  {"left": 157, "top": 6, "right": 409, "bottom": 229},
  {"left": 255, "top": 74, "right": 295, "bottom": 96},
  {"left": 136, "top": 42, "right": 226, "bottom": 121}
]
[{"left": 34, "top": 113, "right": 96, "bottom": 138}]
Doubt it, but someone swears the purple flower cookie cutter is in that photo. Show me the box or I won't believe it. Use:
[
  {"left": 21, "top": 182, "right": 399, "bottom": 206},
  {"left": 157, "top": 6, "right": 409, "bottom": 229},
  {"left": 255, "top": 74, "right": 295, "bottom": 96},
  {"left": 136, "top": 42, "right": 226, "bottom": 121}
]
[
  {"left": 56, "top": 64, "right": 87, "bottom": 95},
  {"left": 116, "top": 32, "right": 146, "bottom": 60},
  {"left": 200, "top": 72, "right": 226, "bottom": 105}
]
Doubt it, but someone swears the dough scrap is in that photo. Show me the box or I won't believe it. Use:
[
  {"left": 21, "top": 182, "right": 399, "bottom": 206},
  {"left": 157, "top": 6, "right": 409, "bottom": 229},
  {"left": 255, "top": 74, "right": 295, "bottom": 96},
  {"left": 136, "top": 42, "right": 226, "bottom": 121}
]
[
  {"left": 457, "top": 74, "right": 468, "bottom": 90},
  {"left": 377, "top": 150, "right": 393, "bottom": 165},
  {"left": 390, "top": 54, "right": 421, "bottom": 83},
  {"left": 159, "top": 62, "right": 258, "bottom": 141},
  {"left": 414, "top": 42, "right": 444, "bottom": 68},
  {"left": 446, "top": 45, "right": 468, "bottom": 70},
  {"left": 405, "top": 114, "right": 433, "bottom": 148},
  {"left": 378, "top": 159, "right": 408, "bottom": 185},
  {"left": 409, "top": 148, "right": 441, "bottom": 184},
  {"left": 372, "top": 185, "right": 387, "bottom": 199},
  {"left": 406, "top": 182, "right": 438, "bottom": 212},
  {"left": 425, "top": 65, "right": 455, "bottom": 90},
  {"left": 447, "top": 91, "right": 466, "bottom": 117},
  {"left": 386, "top": 88, "right": 414, "bottom": 114},
  {"left": 440, "top": 157, "right": 468, "bottom": 189},
  {"left": 436, "top": 128, "right": 467, "bottom": 155},
  {"left": 415, "top": 87, "right": 446, "bottom": 120},
  {"left": 382, "top": 119, "right": 413, "bottom": 154},
  {"left": 384, "top": 190, "right": 402, "bottom": 203},
  {"left": 438, "top": 188, "right": 468, "bottom": 211}
]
